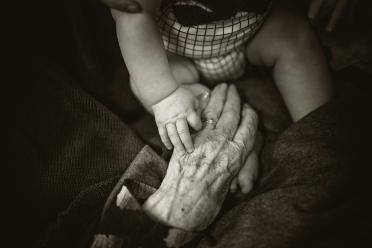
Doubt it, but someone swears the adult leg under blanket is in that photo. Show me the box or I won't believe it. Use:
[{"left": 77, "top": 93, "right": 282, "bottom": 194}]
[{"left": 196, "top": 96, "right": 372, "bottom": 248}]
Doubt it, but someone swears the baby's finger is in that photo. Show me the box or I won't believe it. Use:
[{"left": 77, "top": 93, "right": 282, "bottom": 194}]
[
  {"left": 166, "top": 122, "right": 186, "bottom": 154},
  {"left": 308, "top": 0, "right": 324, "bottom": 19},
  {"left": 326, "top": 0, "right": 347, "bottom": 32},
  {"left": 187, "top": 111, "right": 202, "bottom": 131},
  {"left": 159, "top": 126, "right": 173, "bottom": 150},
  {"left": 176, "top": 118, "right": 194, "bottom": 153}
]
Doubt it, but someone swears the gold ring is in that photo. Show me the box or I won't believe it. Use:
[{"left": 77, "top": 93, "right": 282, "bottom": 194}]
[{"left": 203, "top": 119, "right": 217, "bottom": 127}]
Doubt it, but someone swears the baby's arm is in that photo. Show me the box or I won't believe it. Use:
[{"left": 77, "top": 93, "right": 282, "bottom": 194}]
[
  {"left": 111, "top": 1, "right": 177, "bottom": 107},
  {"left": 111, "top": 1, "right": 203, "bottom": 153}
]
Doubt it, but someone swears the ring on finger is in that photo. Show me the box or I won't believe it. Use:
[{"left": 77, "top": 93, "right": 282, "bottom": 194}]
[{"left": 203, "top": 118, "right": 217, "bottom": 128}]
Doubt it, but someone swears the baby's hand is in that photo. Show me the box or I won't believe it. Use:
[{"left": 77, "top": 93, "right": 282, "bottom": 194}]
[{"left": 152, "top": 86, "right": 209, "bottom": 153}]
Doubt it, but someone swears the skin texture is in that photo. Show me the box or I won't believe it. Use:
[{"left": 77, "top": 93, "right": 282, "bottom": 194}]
[{"left": 143, "top": 84, "right": 259, "bottom": 231}]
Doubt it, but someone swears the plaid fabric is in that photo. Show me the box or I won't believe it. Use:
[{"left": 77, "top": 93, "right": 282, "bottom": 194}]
[{"left": 158, "top": 1, "right": 271, "bottom": 83}]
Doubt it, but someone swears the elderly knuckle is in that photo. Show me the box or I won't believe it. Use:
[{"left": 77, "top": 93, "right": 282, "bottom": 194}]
[
  {"left": 178, "top": 130, "right": 190, "bottom": 135},
  {"left": 167, "top": 131, "right": 179, "bottom": 137},
  {"left": 202, "top": 110, "right": 216, "bottom": 119},
  {"left": 218, "top": 127, "right": 232, "bottom": 140}
]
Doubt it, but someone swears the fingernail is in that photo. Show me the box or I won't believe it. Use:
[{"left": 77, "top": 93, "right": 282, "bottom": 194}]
[{"left": 187, "top": 148, "right": 194, "bottom": 153}]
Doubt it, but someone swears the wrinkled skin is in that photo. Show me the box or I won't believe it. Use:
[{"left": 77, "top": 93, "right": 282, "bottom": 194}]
[{"left": 143, "top": 84, "right": 258, "bottom": 231}]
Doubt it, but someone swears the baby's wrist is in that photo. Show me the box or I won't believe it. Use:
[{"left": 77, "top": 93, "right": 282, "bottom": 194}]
[{"left": 150, "top": 84, "right": 180, "bottom": 107}]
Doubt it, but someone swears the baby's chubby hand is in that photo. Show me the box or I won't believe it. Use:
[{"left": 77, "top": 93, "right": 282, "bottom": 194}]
[{"left": 152, "top": 86, "right": 210, "bottom": 153}]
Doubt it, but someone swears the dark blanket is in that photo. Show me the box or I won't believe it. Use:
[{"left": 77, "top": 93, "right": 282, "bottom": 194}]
[{"left": 4, "top": 0, "right": 372, "bottom": 247}]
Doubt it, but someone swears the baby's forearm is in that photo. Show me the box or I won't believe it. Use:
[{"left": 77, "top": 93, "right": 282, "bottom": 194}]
[{"left": 113, "top": 10, "right": 178, "bottom": 107}]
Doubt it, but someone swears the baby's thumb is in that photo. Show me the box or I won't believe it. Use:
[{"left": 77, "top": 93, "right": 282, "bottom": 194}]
[
  {"left": 195, "top": 91, "right": 210, "bottom": 115},
  {"left": 187, "top": 111, "right": 202, "bottom": 131}
]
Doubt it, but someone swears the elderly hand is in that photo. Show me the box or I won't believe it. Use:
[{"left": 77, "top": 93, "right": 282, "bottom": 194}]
[
  {"left": 143, "top": 84, "right": 259, "bottom": 231},
  {"left": 308, "top": 0, "right": 358, "bottom": 32}
]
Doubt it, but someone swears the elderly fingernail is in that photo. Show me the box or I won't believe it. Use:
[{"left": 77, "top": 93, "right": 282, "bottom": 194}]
[{"left": 187, "top": 148, "right": 194, "bottom": 153}]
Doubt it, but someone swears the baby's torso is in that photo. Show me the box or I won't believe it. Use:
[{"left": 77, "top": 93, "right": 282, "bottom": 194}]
[{"left": 158, "top": 0, "right": 272, "bottom": 82}]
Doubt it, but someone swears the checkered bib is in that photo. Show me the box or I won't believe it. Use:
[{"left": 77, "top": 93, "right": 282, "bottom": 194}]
[{"left": 158, "top": 1, "right": 270, "bottom": 83}]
